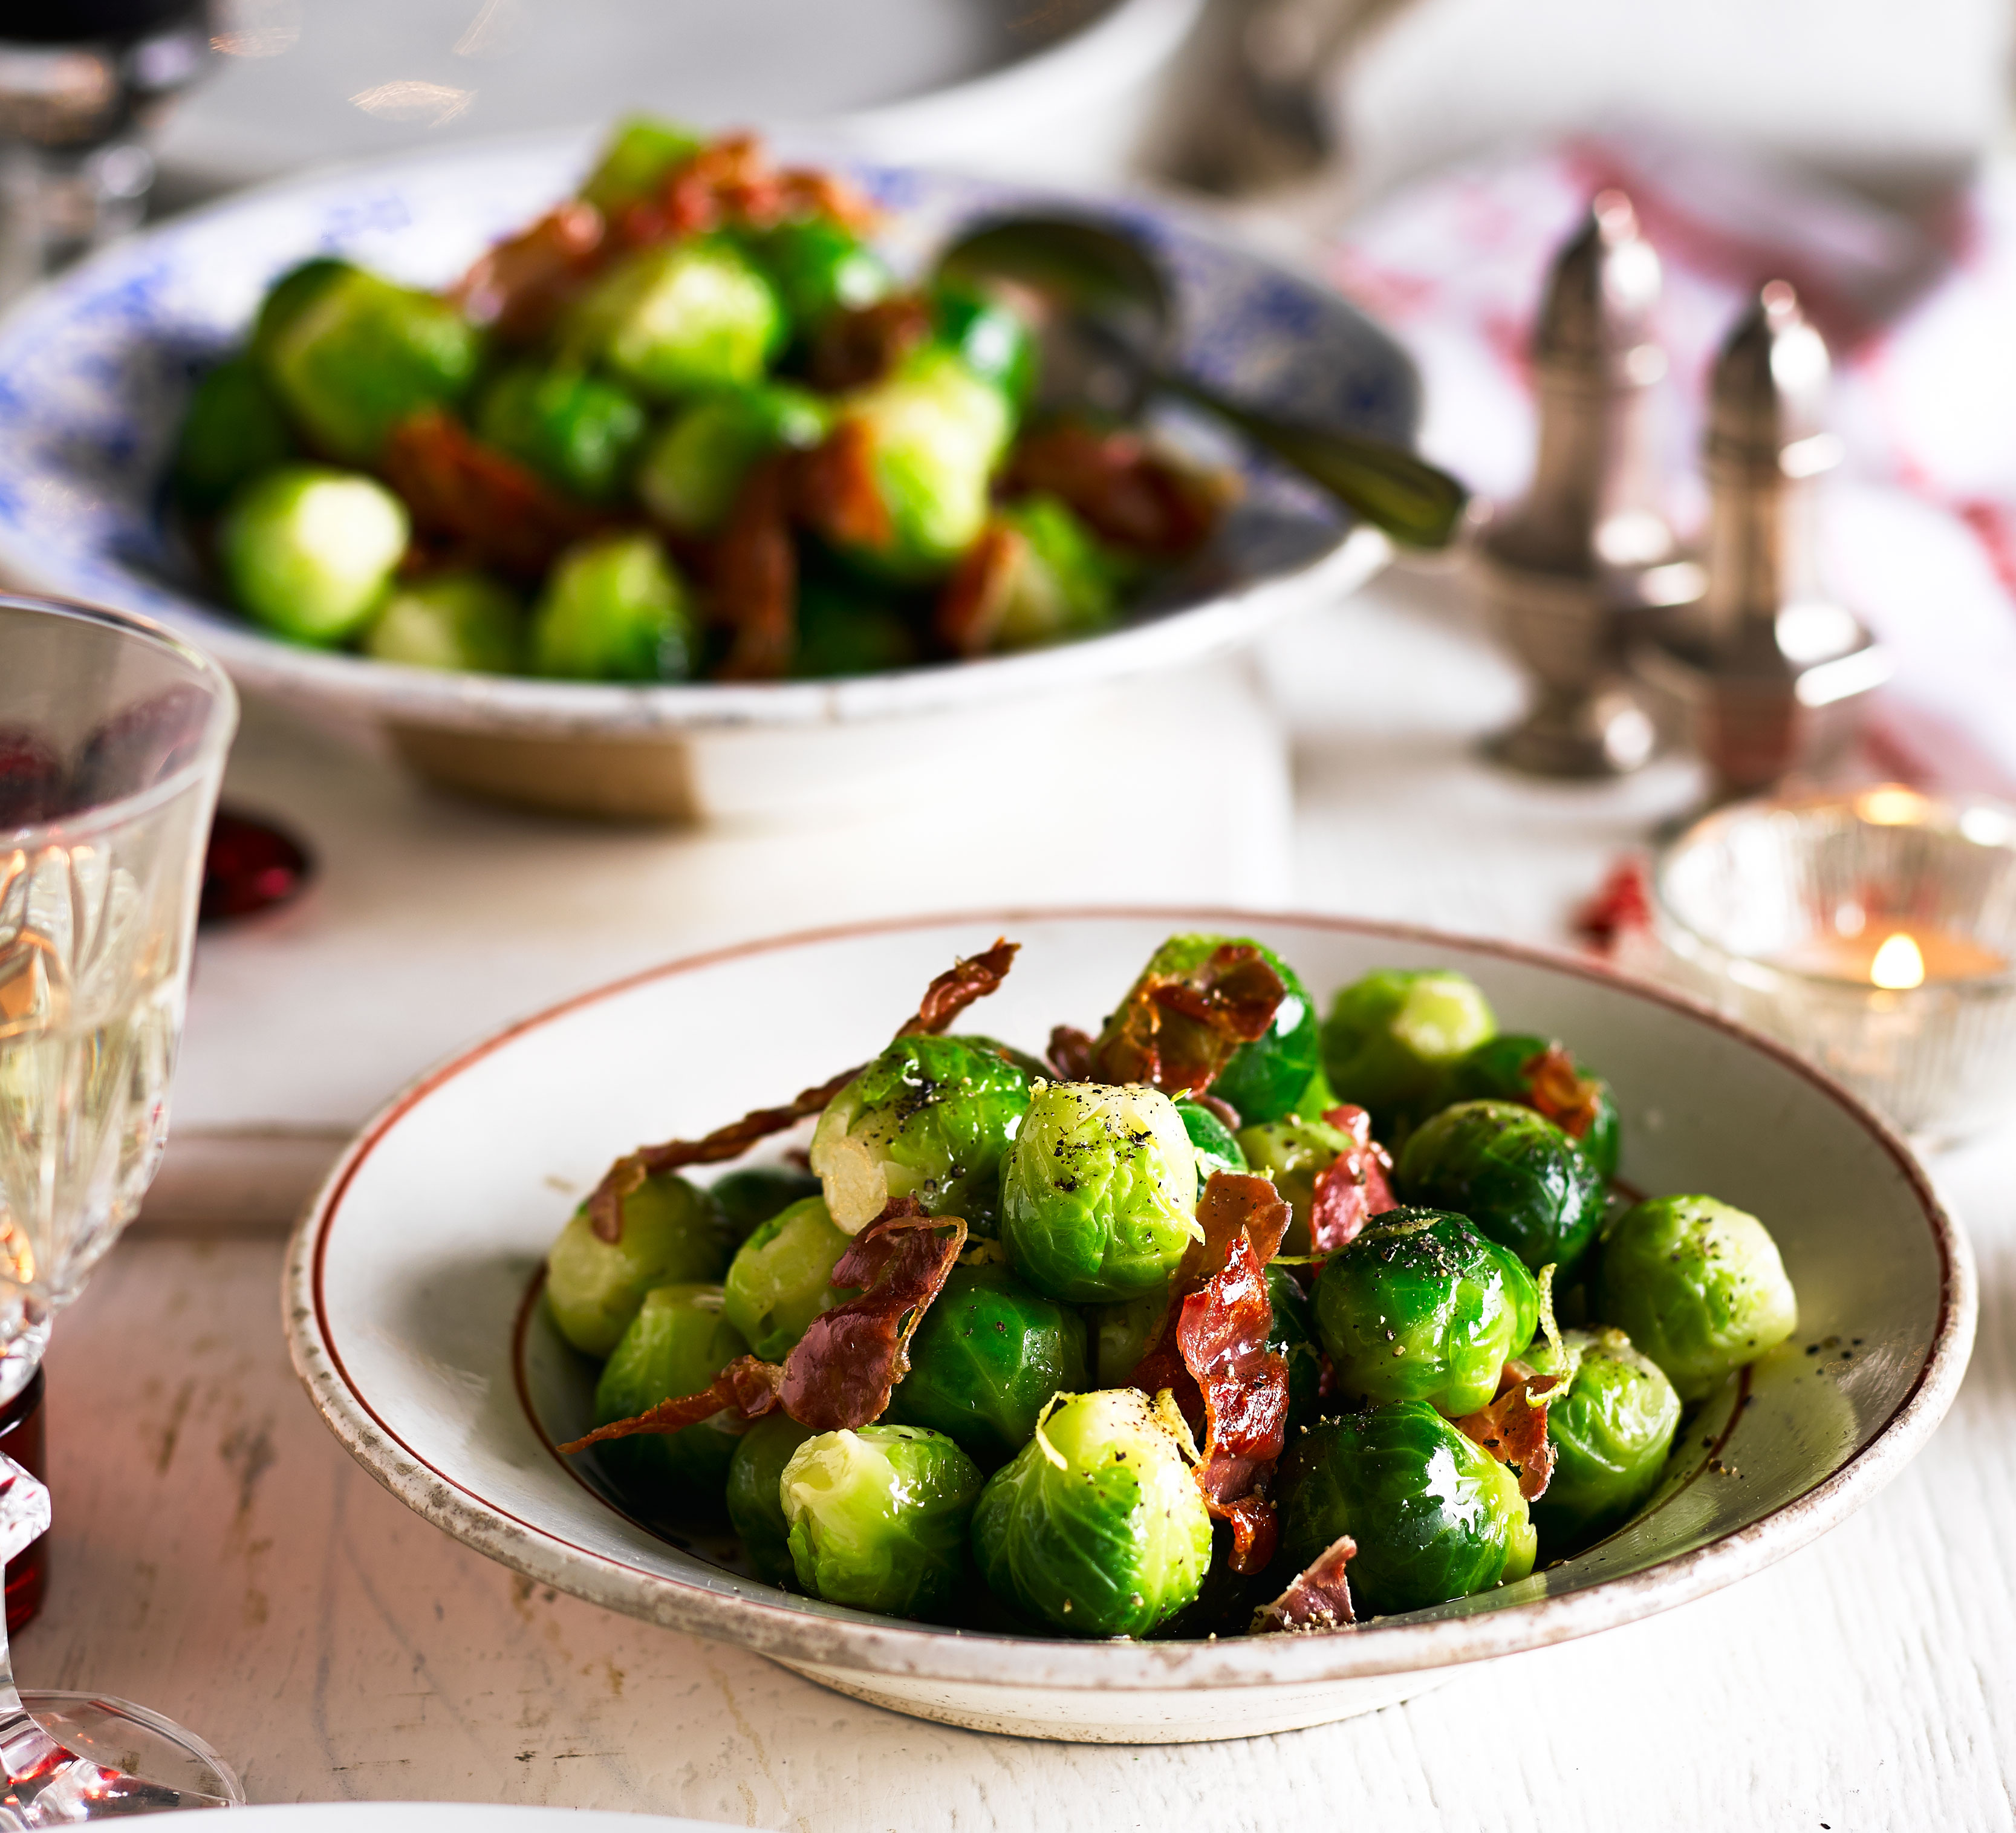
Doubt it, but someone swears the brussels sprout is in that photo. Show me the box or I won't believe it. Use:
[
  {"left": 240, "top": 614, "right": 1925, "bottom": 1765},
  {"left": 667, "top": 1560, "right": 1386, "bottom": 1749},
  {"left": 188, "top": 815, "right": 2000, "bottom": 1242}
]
[
  {"left": 579, "top": 115, "right": 703, "bottom": 213},
  {"left": 1267, "top": 1263, "right": 1325, "bottom": 1432},
  {"left": 721, "top": 1194, "right": 857, "bottom": 1360},
  {"left": 171, "top": 356, "right": 296, "bottom": 514},
  {"left": 961, "top": 495, "right": 1125, "bottom": 653},
  {"left": 362, "top": 571, "right": 522, "bottom": 673},
  {"left": 219, "top": 464, "right": 408, "bottom": 645},
  {"left": 1174, "top": 1096, "right": 1247, "bottom": 1191},
  {"left": 474, "top": 364, "right": 648, "bottom": 503},
  {"left": 885, "top": 1264, "right": 1088, "bottom": 1468},
  {"left": 1394, "top": 1100, "right": 1607, "bottom": 1277},
  {"left": 1292, "top": 1060, "right": 1343, "bottom": 1123},
  {"left": 252, "top": 259, "right": 483, "bottom": 464},
  {"left": 781, "top": 1424, "right": 982, "bottom": 1619},
  {"left": 1237, "top": 1110, "right": 1353, "bottom": 1254},
  {"left": 971, "top": 1389, "right": 1211, "bottom": 1637},
  {"left": 952, "top": 1034, "right": 1055, "bottom": 1084},
  {"left": 1448, "top": 1034, "right": 1621, "bottom": 1180},
  {"left": 637, "top": 382, "right": 831, "bottom": 536},
  {"left": 1088, "top": 1279, "right": 1169, "bottom": 1387},
  {"left": 1099, "top": 936, "right": 1319, "bottom": 1125},
  {"left": 808, "top": 1034, "right": 1031, "bottom": 1235},
  {"left": 822, "top": 345, "right": 1015, "bottom": 580},
  {"left": 1313, "top": 1207, "right": 1538, "bottom": 1417},
  {"left": 545, "top": 1169, "right": 734, "bottom": 1357},
  {"left": 572, "top": 238, "right": 786, "bottom": 400},
  {"left": 750, "top": 219, "right": 894, "bottom": 330},
  {"left": 530, "top": 531, "right": 698, "bottom": 682},
  {"left": 1526, "top": 1327, "right": 1681, "bottom": 1552},
  {"left": 1321, "top": 968, "right": 1497, "bottom": 1138},
  {"left": 1274, "top": 1401, "right": 1536, "bottom": 1615},
  {"left": 931, "top": 282, "right": 1037, "bottom": 406},
  {"left": 591, "top": 1282, "right": 749, "bottom": 1515},
  {"left": 709, "top": 1165, "right": 824, "bottom": 1242},
  {"left": 725, "top": 1414, "right": 816, "bottom": 1586},
  {"left": 999, "top": 1081, "right": 1198, "bottom": 1303},
  {"left": 793, "top": 576, "right": 920, "bottom": 678},
  {"left": 1595, "top": 1195, "right": 1798, "bottom": 1402}
]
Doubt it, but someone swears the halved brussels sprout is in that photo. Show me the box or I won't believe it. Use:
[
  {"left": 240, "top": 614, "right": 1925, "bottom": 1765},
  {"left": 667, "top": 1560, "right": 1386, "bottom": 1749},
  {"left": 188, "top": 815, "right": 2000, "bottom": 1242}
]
[
  {"left": 808, "top": 1034, "right": 1032, "bottom": 1235},
  {"left": 781, "top": 1424, "right": 982, "bottom": 1619},
  {"left": 821, "top": 345, "right": 1015, "bottom": 580},
  {"left": 578, "top": 116, "right": 703, "bottom": 213},
  {"left": 971, "top": 1388, "right": 1211, "bottom": 1637},
  {"left": 252, "top": 258, "right": 483, "bottom": 464},
  {"left": 1274, "top": 1401, "right": 1536, "bottom": 1615},
  {"left": 172, "top": 356, "right": 296, "bottom": 514},
  {"left": 219, "top": 464, "right": 408, "bottom": 645},
  {"left": 1237, "top": 1109, "right": 1353, "bottom": 1253},
  {"left": 362, "top": 571, "right": 522, "bottom": 674},
  {"left": 1526, "top": 1327, "right": 1681, "bottom": 1553},
  {"left": 960, "top": 495, "right": 1125, "bottom": 653},
  {"left": 475, "top": 364, "right": 648, "bottom": 503},
  {"left": 571, "top": 237, "right": 785, "bottom": 400},
  {"left": 1313, "top": 1207, "right": 1538, "bottom": 1417},
  {"left": 999, "top": 1081, "right": 1198, "bottom": 1303},
  {"left": 1321, "top": 968, "right": 1497, "bottom": 1139},
  {"left": 1394, "top": 1099, "right": 1606, "bottom": 1276},
  {"left": 545, "top": 1169, "right": 733, "bottom": 1358},
  {"left": 885, "top": 1263, "right": 1088, "bottom": 1468},
  {"left": 1174, "top": 1097, "right": 1247, "bottom": 1192},
  {"left": 1266, "top": 1263, "right": 1325, "bottom": 1432},
  {"left": 637, "top": 382, "right": 830, "bottom": 536},
  {"left": 750, "top": 219, "right": 894, "bottom": 330},
  {"left": 709, "top": 1165, "right": 824, "bottom": 1243},
  {"left": 530, "top": 531, "right": 698, "bottom": 682},
  {"left": 1088, "top": 1278, "right": 1169, "bottom": 1387},
  {"left": 725, "top": 1414, "right": 816, "bottom": 1587},
  {"left": 591, "top": 1282, "right": 748, "bottom": 1515},
  {"left": 1448, "top": 1034, "right": 1621, "bottom": 1180},
  {"left": 721, "top": 1193, "right": 857, "bottom": 1361},
  {"left": 1595, "top": 1195, "right": 1798, "bottom": 1402}
]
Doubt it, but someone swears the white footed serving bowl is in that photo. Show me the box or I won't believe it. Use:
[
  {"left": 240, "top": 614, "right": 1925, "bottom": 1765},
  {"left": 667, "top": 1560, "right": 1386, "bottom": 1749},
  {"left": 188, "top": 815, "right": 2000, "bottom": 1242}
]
[
  {"left": 0, "top": 142, "right": 1402, "bottom": 822},
  {"left": 283, "top": 911, "right": 1972, "bottom": 1742}
]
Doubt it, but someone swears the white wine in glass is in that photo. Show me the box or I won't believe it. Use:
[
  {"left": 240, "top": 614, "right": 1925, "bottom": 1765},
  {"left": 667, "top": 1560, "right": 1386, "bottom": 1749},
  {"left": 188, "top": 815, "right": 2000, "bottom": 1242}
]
[{"left": 0, "top": 594, "right": 242, "bottom": 1816}]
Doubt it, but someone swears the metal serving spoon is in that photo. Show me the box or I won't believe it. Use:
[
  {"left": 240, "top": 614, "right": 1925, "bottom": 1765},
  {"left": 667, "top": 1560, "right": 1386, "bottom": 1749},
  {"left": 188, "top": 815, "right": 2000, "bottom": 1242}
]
[{"left": 935, "top": 213, "right": 1469, "bottom": 550}]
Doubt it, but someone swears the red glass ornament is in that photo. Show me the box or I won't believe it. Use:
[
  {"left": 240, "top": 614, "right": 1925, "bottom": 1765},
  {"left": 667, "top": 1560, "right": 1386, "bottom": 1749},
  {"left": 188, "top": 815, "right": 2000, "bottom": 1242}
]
[{"left": 200, "top": 807, "right": 314, "bottom": 925}]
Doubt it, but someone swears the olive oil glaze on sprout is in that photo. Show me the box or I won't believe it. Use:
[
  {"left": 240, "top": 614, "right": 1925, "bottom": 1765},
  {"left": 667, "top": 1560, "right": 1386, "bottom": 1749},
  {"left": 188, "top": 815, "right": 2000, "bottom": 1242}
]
[{"left": 542, "top": 938, "right": 1800, "bottom": 1639}]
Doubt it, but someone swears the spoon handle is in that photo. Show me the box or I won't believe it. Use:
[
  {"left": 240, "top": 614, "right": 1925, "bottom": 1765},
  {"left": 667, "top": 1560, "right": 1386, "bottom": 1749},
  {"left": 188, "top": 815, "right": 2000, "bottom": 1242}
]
[{"left": 1162, "top": 374, "right": 1469, "bottom": 550}]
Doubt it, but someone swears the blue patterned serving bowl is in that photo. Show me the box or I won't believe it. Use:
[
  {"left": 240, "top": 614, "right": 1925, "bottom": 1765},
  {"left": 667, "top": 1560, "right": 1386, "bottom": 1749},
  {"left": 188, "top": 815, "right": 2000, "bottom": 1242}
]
[{"left": 0, "top": 135, "right": 1412, "bottom": 819}]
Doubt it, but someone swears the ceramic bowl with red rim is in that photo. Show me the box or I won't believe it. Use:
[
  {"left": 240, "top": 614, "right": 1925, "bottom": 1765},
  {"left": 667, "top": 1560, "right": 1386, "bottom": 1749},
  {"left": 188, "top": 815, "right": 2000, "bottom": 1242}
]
[{"left": 282, "top": 910, "right": 1973, "bottom": 1743}]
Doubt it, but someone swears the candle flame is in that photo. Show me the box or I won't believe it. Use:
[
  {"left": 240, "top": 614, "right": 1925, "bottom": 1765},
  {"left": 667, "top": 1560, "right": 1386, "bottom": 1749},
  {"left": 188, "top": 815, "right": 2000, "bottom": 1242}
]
[{"left": 1870, "top": 932, "right": 1926, "bottom": 991}]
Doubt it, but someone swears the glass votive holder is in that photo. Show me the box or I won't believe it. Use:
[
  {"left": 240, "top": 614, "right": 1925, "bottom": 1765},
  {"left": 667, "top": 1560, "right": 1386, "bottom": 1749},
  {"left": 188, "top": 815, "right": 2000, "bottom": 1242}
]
[{"left": 1653, "top": 784, "right": 2016, "bottom": 1144}]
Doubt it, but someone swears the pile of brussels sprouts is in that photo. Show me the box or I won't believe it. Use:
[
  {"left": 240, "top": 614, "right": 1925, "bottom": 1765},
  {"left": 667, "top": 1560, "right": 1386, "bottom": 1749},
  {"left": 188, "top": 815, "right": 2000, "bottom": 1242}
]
[
  {"left": 542, "top": 937, "right": 1800, "bottom": 1638},
  {"left": 168, "top": 119, "right": 1226, "bottom": 685}
]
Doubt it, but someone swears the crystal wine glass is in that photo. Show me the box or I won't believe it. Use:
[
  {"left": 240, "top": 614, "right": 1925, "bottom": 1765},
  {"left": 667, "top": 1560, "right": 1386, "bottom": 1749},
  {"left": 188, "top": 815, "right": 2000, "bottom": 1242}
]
[{"left": 0, "top": 593, "right": 242, "bottom": 1816}]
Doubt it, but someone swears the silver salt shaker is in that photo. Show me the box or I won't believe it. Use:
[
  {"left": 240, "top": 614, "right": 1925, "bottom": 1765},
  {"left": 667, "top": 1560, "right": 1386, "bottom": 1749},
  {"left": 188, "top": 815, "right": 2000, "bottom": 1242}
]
[
  {"left": 1634, "top": 281, "right": 1888, "bottom": 801},
  {"left": 1475, "top": 190, "right": 1703, "bottom": 778}
]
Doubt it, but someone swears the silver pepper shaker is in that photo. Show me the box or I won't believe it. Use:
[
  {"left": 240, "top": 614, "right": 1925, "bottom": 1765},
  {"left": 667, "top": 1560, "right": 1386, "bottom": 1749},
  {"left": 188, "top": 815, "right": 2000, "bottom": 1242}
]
[
  {"left": 1475, "top": 190, "right": 1703, "bottom": 778},
  {"left": 1633, "top": 281, "right": 1888, "bottom": 800}
]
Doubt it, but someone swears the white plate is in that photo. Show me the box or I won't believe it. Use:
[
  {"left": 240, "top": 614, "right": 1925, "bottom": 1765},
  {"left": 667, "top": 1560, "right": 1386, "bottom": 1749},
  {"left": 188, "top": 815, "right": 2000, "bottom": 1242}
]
[
  {"left": 283, "top": 910, "right": 1974, "bottom": 1743},
  {"left": 166, "top": 1806, "right": 738, "bottom": 1833}
]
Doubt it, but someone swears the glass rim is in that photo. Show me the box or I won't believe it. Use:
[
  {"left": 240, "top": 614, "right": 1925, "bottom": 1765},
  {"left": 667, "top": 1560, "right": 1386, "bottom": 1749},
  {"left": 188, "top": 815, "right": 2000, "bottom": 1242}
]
[
  {"left": 1653, "top": 782, "right": 2016, "bottom": 998},
  {"left": 0, "top": 591, "right": 238, "bottom": 849}
]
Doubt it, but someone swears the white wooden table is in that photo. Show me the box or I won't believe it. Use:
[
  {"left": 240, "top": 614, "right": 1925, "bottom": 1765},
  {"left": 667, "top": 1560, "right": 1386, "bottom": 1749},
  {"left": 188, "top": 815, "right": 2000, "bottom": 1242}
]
[{"left": 33, "top": 568, "right": 2014, "bottom": 1829}]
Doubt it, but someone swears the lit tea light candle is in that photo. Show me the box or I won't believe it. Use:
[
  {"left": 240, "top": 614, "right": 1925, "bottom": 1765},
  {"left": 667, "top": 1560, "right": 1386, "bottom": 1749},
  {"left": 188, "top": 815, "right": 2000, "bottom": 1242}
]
[{"left": 1654, "top": 786, "right": 2016, "bottom": 1141}]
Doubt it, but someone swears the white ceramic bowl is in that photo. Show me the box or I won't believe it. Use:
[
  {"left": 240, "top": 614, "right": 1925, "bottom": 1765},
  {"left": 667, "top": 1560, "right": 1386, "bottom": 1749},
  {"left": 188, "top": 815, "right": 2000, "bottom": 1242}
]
[
  {"left": 0, "top": 142, "right": 1402, "bottom": 821},
  {"left": 282, "top": 910, "right": 1972, "bottom": 1743}
]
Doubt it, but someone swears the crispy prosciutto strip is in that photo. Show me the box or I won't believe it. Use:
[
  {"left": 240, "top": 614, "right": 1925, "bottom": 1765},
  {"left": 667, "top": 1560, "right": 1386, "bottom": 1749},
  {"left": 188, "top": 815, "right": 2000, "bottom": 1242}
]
[
  {"left": 585, "top": 940, "right": 1019, "bottom": 1240},
  {"left": 450, "top": 200, "right": 606, "bottom": 343},
  {"left": 808, "top": 296, "right": 934, "bottom": 394},
  {"left": 559, "top": 1201, "right": 964, "bottom": 1451},
  {"left": 1517, "top": 1044, "right": 1605, "bottom": 1143},
  {"left": 1046, "top": 1024, "right": 1095, "bottom": 1081},
  {"left": 710, "top": 457, "right": 798, "bottom": 681},
  {"left": 380, "top": 408, "right": 604, "bottom": 579},
  {"left": 1131, "top": 1172, "right": 1292, "bottom": 1573},
  {"left": 1307, "top": 1105, "right": 1399, "bottom": 1252},
  {"left": 1454, "top": 1359, "right": 1562, "bottom": 1501},
  {"left": 792, "top": 420, "right": 893, "bottom": 554},
  {"left": 1252, "top": 1535, "right": 1358, "bottom": 1633},
  {"left": 1091, "top": 943, "right": 1286, "bottom": 1097},
  {"left": 935, "top": 522, "right": 1021, "bottom": 659},
  {"left": 1001, "top": 421, "right": 1230, "bottom": 558},
  {"left": 613, "top": 134, "right": 878, "bottom": 250}
]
